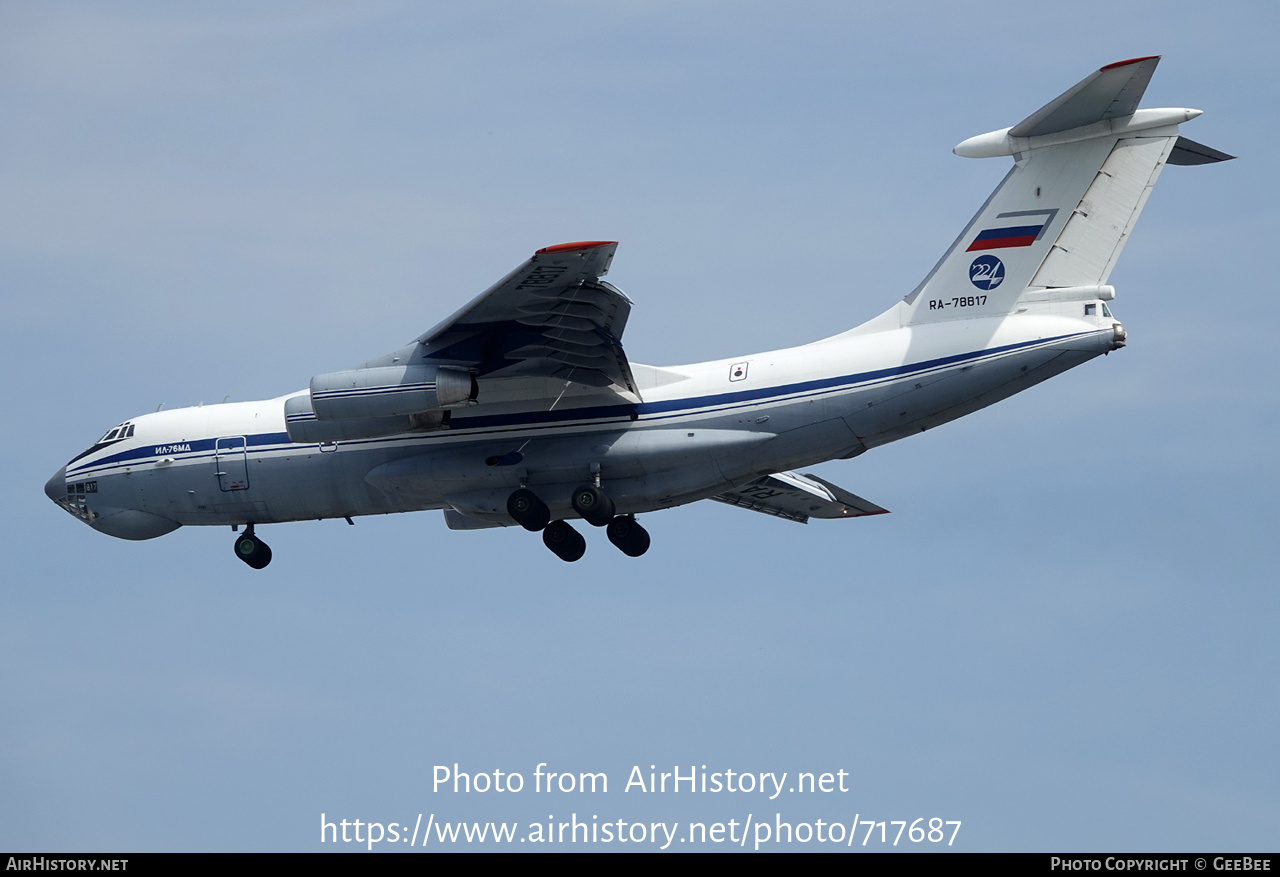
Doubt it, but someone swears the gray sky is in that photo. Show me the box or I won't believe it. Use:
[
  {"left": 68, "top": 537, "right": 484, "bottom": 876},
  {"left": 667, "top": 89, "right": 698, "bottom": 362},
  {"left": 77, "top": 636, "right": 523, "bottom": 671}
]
[{"left": 3, "top": 0, "right": 1276, "bottom": 852}]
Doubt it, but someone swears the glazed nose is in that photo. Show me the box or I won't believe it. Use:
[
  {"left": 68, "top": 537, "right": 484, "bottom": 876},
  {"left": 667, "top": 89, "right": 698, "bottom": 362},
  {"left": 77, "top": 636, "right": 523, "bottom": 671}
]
[{"left": 44, "top": 466, "right": 66, "bottom": 503}]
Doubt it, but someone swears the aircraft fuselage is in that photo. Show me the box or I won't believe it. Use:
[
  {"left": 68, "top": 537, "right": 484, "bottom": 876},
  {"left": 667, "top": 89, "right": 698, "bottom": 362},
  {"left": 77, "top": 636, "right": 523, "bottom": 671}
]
[
  {"left": 47, "top": 304, "right": 1121, "bottom": 542},
  {"left": 47, "top": 56, "right": 1222, "bottom": 565}
]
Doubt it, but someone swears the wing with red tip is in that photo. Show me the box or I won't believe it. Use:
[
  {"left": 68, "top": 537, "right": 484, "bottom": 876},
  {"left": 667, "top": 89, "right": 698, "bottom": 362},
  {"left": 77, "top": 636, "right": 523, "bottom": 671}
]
[{"left": 415, "top": 241, "right": 638, "bottom": 396}]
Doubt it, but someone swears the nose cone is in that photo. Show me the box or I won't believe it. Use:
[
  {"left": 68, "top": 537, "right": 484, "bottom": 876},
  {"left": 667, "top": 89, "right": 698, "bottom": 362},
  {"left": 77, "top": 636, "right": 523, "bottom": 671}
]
[{"left": 44, "top": 466, "right": 66, "bottom": 504}]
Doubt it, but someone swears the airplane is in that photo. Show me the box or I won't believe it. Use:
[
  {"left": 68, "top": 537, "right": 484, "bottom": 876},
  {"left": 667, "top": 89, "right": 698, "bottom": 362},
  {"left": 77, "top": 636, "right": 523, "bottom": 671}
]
[{"left": 45, "top": 57, "right": 1231, "bottom": 568}]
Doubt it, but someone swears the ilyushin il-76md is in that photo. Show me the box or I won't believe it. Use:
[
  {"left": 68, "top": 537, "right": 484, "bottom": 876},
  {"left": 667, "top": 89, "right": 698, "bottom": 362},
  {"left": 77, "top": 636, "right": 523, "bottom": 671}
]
[{"left": 46, "top": 57, "right": 1230, "bottom": 567}]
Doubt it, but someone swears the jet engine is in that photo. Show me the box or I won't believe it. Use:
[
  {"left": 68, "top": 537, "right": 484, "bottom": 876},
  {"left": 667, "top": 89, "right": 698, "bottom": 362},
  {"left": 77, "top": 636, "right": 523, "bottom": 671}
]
[
  {"left": 309, "top": 364, "right": 476, "bottom": 421},
  {"left": 284, "top": 364, "right": 478, "bottom": 444}
]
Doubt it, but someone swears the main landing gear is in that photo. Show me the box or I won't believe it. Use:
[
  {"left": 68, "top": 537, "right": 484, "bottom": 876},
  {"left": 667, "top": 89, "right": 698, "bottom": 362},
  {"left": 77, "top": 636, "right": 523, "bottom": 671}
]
[
  {"left": 233, "top": 523, "right": 272, "bottom": 569},
  {"left": 507, "top": 484, "right": 650, "bottom": 562},
  {"left": 542, "top": 519, "right": 587, "bottom": 562},
  {"left": 506, "top": 488, "right": 551, "bottom": 531},
  {"left": 606, "top": 514, "right": 651, "bottom": 558},
  {"left": 571, "top": 484, "right": 615, "bottom": 527}
]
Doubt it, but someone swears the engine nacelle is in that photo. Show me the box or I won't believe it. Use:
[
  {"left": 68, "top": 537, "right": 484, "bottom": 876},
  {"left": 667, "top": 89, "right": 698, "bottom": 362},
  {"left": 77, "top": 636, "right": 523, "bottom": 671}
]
[
  {"left": 309, "top": 365, "right": 476, "bottom": 421},
  {"left": 284, "top": 394, "right": 454, "bottom": 443}
]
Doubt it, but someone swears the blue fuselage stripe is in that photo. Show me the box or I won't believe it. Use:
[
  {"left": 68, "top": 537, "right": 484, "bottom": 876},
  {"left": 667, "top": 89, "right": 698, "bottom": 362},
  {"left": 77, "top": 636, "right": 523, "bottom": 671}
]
[{"left": 65, "top": 331, "right": 1091, "bottom": 478}]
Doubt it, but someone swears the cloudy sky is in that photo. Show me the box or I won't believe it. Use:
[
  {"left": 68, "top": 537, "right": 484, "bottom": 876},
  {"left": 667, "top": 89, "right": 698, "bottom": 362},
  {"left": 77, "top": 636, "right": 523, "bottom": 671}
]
[{"left": 3, "top": 0, "right": 1276, "bottom": 852}]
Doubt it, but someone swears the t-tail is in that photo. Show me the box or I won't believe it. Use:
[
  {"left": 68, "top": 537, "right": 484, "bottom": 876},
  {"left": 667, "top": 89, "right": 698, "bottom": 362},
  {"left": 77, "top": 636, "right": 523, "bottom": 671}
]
[{"left": 899, "top": 56, "right": 1232, "bottom": 326}]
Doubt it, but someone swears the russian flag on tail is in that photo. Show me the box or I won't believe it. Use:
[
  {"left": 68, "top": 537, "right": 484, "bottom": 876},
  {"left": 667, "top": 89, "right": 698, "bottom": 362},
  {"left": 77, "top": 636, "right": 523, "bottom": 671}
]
[{"left": 966, "top": 209, "right": 1057, "bottom": 252}]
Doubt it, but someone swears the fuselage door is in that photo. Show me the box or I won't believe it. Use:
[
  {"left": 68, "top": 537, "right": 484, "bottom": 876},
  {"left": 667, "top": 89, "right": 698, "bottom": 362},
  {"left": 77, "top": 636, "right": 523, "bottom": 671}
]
[{"left": 215, "top": 436, "right": 250, "bottom": 491}]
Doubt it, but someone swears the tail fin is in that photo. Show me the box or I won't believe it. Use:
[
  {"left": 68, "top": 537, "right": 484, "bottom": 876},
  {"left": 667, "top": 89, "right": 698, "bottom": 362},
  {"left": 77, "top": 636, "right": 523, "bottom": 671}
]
[{"left": 901, "top": 57, "right": 1231, "bottom": 326}]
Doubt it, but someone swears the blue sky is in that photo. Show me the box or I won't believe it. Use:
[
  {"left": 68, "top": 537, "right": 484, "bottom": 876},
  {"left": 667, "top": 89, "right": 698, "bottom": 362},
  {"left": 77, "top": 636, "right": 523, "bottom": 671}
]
[{"left": 3, "top": 1, "right": 1276, "bottom": 852}]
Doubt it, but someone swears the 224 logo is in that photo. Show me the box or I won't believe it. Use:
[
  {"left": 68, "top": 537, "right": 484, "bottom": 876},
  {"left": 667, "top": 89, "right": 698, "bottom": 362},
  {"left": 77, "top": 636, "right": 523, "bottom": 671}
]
[{"left": 969, "top": 255, "right": 1004, "bottom": 290}]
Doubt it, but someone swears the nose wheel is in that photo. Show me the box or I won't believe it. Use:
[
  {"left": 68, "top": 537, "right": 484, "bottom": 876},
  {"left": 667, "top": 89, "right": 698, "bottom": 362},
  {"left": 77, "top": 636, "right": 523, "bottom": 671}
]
[{"left": 233, "top": 523, "right": 272, "bottom": 569}]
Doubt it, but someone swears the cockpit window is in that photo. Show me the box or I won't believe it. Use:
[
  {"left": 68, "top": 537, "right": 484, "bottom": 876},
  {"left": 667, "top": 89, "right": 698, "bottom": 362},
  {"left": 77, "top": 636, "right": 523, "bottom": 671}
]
[
  {"left": 67, "top": 421, "right": 139, "bottom": 467},
  {"left": 97, "top": 422, "right": 135, "bottom": 444}
]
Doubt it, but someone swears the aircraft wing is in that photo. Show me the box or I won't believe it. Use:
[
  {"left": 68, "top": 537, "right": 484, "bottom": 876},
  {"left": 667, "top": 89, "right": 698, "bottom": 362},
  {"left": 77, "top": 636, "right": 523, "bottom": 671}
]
[
  {"left": 711, "top": 471, "right": 889, "bottom": 524},
  {"left": 416, "top": 241, "right": 638, "bottom": 396}
]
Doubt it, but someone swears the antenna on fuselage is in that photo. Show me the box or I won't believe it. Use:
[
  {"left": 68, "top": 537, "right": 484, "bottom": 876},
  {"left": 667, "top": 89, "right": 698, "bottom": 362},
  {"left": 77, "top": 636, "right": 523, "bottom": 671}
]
[{"left": 156, "top": 403, "right": 165, "bottom": 412}]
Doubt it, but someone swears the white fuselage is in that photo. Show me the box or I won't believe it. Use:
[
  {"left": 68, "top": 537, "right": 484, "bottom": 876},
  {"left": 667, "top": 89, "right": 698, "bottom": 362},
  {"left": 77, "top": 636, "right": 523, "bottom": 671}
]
[{"left": 48, "top": 300, "right": 1122, "bottom": 541}]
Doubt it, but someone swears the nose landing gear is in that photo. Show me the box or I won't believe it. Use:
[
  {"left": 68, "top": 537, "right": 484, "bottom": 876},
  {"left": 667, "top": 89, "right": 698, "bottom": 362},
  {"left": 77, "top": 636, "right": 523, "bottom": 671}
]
[{"left": 233, "top": 523, "right": 272, "bottom": 569}]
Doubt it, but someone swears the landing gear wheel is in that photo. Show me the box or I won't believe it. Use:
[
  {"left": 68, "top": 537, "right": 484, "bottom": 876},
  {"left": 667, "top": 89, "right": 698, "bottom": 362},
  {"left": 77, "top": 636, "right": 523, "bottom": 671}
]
[
  {"left": 606, "top": 515, "right": 651, "bottom": 557},
  {"left": 571, "top": 484, "right": 615, "bottom": 527},
  {"left": 542, "top": 520, "right": 586, "bottom": 562},
  {"left": 506, "top": 488, "right": 550, "bottom": 531},
  {"left": 233, "top": 525, "right": 272, "bottom": 569}
]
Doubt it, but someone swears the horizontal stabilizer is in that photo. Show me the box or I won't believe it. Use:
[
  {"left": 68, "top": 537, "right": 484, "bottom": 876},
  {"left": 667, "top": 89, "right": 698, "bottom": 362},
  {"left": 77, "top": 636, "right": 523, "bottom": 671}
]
[
  {"left": 711, "top": 471, "right": 888, "bottom": 524},
  {"left": 1168, "top": 136, "right": 1235, "bottom": 165},
  {"left": 1010, "top": 56, "right": 1160, "bottom": 138},
  {"left": 907, "top": 57, "right": 1221, "bottom": 322}
]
